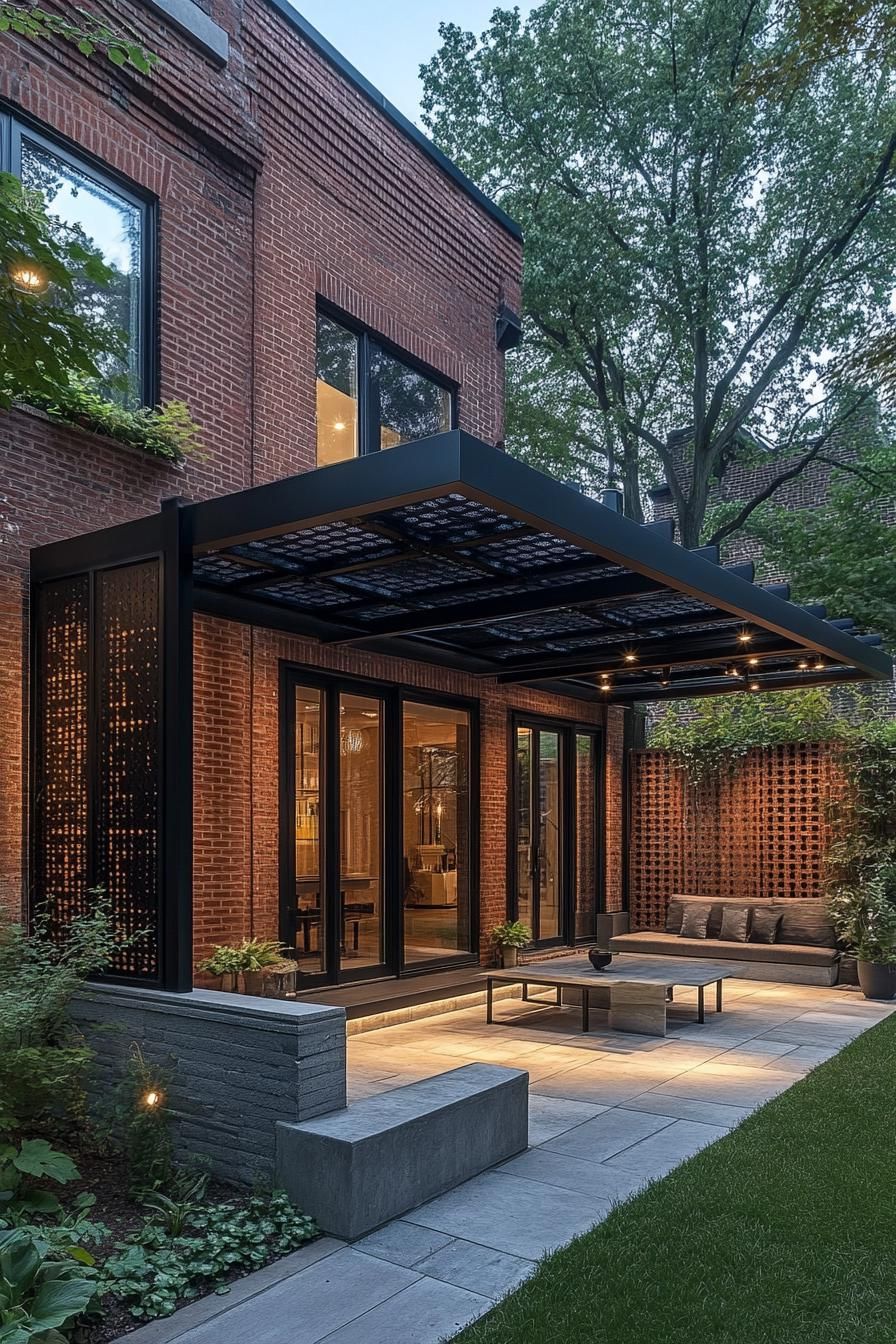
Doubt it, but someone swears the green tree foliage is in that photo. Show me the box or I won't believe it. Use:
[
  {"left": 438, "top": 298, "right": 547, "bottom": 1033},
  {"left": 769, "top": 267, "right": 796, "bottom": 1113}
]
[
  {"left": 0, "top": 173, "right": 124, "bottom": 409},
  {"left": 723, "top": 418, "right": 896, "bottom": 643},
  {"left": 421, "top": 0, "right": 896, "bottom": 542},
  {"left": 0, "top": 3, "right": 155, "bottom": 71}
]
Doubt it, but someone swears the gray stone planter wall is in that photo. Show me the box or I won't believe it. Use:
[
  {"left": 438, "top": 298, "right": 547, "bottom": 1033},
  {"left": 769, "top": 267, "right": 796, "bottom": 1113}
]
[{"left": 71, "top": 985, "right": 346, "bottom": 1185}]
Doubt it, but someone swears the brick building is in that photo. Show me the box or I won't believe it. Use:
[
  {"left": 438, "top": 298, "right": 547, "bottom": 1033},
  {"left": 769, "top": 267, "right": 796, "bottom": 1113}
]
[
  {"left": 4, "top": 2, "right": 887, "bottom": 998},
  {"left": 2, "top": 0, "right": 630, "bottom": 989}
]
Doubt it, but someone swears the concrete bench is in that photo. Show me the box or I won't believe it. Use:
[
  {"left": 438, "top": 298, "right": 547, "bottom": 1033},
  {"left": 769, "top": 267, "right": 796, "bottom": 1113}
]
[{"left": 275, "top": 1063, "right": 528, "bottom": 1240}]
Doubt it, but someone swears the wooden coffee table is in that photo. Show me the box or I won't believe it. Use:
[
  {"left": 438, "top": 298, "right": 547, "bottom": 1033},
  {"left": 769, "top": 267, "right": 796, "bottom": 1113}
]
[{"left": 486, "top": 955, "right": 733, "bottom": 1037}]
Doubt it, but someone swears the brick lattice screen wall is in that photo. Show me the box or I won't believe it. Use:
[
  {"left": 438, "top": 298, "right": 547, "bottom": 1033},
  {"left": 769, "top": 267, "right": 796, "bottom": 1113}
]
[{"left": 629, "top": 744, "right": 843, "bottom": 929}]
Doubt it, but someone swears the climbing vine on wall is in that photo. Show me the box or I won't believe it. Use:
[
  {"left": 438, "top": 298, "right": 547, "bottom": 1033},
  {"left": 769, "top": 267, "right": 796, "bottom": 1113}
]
[{"left": 649, "top": 688, "right": 854, "bottom": 787}]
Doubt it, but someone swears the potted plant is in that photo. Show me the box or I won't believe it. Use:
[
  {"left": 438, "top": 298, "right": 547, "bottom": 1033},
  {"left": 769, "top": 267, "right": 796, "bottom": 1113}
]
[
  {"left": 490, "top": 920, "right": 532, "bottom": 968},
  {"left": 261, "top": 957, "right": 298, "bottom": 997},
  {"left": 237, "top": 938, "right": 288, "bottom": 994},
  {"left": 196, "top": 944, "right": 243, "bottom": 993},
  {"left": 828, "top": 862, "right": 896, "bottom": 1000}
]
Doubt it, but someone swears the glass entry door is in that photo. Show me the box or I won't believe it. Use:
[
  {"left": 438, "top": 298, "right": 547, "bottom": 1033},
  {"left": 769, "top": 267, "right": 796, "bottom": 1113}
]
[
  {"left": 284, "top": 678, "right": 388, "bottom": 984},
  {"left": 513, "top": 720, "right": 601, "bottom": 948}
]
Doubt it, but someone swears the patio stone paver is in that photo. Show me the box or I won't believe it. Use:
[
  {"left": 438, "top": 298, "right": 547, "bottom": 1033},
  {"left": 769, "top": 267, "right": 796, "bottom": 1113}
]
[
  {"left": 539, "top": 1105, "right": 676, "bottom": 1161},
  {"left": 403, "top": 1170, "right": 613, "bottom": 1259},
  {"left": 121, "top": 972, "right": 896, "bottom": 1344},
  {"left": 355, "top": 1221, "right": 455, "bottom": 1268},
  {"left": 605, "top": 1118, "right": 730, "bottom": 1177},
  {"left": 314, "top": 1277, "right": 490, "bottom": 1344},
  {"left": 526, "top": 1094, "right": 609, "bottom": 1144},
  {"left": 413, "top": 1237, "right": 535, "bottom": 1299},
  {"left": 495, "top": 1145, "right": 648, "bottom": 1203}
]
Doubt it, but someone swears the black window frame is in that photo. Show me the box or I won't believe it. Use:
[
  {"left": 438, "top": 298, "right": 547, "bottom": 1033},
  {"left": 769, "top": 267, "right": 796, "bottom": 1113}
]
[
  {"left": 316, "top": 300, "right": 458, "bottom": 462},
  {"left": 1, "top": 104, "right": 159, "bottom": 408},
  {"left": 279, "top": 663, "right": 479, "bottom": 987}
]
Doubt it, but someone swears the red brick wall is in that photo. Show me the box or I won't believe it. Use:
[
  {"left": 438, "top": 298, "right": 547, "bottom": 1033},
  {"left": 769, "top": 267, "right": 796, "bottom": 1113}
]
[
  {"left": 629, "top": 744, "right": 842, "bottom": 929},
  {"left": 192, "top": 616, "right": 613, "bottom": 967},
  {"left": 0, "top": 2, "right": 521, "bottom": 915}
]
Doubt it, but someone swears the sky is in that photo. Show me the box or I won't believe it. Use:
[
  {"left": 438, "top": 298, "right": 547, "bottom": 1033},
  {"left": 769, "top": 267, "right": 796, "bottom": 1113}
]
[{"left": 291, "top": 1, "right": 533, "bottom": 126}]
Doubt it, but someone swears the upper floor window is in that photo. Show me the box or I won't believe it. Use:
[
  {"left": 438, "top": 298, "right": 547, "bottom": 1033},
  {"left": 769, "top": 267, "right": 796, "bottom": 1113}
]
[
  {"left": 316, "top": 310, "right": 453, "bottom": 467},
  {"left": 3, "top": 111, "right": 155, "bottom": 407}
]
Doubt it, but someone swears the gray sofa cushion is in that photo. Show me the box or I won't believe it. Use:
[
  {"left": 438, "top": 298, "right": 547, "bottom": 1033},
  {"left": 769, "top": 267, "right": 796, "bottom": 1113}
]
[
  {"left": 775, "top": 901, "right": 836, "bottom": 948},
  {"left": 679, "top": 903, "right": 711, "bottom": 939},
  {"left": 719, "top": 905, "right": 750, "bottom": 942},
  {"left": 662, "top": 895, "right": 835, "bottom": 947},
  {"left": 609, "top": 930, "right": 838, "bottom": 968}
]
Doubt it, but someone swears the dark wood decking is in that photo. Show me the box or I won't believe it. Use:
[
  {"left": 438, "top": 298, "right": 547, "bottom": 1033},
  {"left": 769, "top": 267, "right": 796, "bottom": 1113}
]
[{"left": 293, "top": 966, "right": 488, "bottom": 1020}]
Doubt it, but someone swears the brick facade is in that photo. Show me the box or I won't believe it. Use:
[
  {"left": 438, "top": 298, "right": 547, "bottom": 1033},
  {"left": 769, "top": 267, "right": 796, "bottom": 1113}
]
[
  {"left": 194, "top": 615, "right": 621, "bottom": 965},
  {"left": 629, "top": 745, "right": 842, "bottom": 930},
  {"left": 1, "top": 4, "right": 626, "bottom": 963}
]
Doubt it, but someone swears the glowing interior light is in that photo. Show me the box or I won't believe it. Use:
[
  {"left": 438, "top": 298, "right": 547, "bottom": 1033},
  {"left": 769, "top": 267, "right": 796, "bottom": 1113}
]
[
  {"left": 143, "top": 1090, "right": 162, "bottom": 1108},
  {"left": 9, "top": 262, "right": 50, "bottom": 294}
]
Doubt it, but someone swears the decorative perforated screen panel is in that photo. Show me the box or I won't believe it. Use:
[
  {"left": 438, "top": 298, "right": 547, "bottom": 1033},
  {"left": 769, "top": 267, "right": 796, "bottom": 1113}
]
[
  {"left": 629, "top": 746, "right": 841, "bottom": 929},
  {"left": 33, "top": 561, "right": 163, "bottom": 982},
  {"left": 33, "top": 576, "right": 90, "bottom": 936},
  {"left": 95, "top": 562, "right": 161, "bottom": 979}
]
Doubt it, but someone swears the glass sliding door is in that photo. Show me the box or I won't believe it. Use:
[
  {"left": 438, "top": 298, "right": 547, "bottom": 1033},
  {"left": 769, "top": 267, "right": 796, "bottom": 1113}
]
[
  {"left": 338, "top": 693, "right": 384, "bottom": 971},
  {"left": 402, "top": 701, "right": 473, "bottom": 967},
  {"left": 512, "top": 719, "right": 602, "bottom": 949},
  {"left": 293, "top": 687, "right": 324, "bottom": 975},
  {"left": 283, "top": 672, "right": 478, "bottom": 984}
]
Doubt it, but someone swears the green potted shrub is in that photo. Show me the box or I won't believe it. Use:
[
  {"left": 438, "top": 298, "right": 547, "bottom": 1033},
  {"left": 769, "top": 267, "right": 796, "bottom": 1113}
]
[
  {"left": 490, "top": 920, "right": 532, "bottom": 968},
  {"left": 237, "top": 938, "right": 288, "bottom": 995},
  {"left": 828, "top": 862, "right": 896, "bottom": 1000},
  {"left": 196, "top": 945, "right": 243, "bottom": 993}
]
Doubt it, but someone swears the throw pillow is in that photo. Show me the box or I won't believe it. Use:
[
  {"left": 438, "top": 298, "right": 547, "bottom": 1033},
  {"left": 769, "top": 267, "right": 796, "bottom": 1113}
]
[
  {"left": 679, "top": 903, "right": 711, "bottom": 939},
  {"left": 719, "top": 905, "right": 750, "bottom": 943},
  {"left": 749, "top": 908, "right": 783, "bottom": 945}
]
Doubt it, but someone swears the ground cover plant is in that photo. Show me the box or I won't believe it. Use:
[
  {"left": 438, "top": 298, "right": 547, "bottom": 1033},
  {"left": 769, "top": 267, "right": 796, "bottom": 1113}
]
[
  {"left": 0, "top": 902, "right": 317, "bottom": 1341},
  {"left": 452, "top": 1014, "right": 896, "bottom": 1344}
]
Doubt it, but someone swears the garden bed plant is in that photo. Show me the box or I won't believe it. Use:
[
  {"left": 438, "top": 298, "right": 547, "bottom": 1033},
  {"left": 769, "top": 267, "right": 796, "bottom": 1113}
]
[{"left": 0, "top": 899, "right": 318, "bottom": 1342}]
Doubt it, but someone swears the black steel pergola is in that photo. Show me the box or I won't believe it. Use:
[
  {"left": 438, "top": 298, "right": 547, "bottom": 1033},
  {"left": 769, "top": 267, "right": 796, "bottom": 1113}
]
[{"left": 30, "top": 431, "right": 891, "bottom": 989}]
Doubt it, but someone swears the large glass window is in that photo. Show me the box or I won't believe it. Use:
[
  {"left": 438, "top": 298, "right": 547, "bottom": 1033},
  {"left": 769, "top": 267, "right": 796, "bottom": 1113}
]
[
  {"left": 316, "top": 314, "right": 358, "bottom": 466},
  {"left": 339, "top": 693, "right": 384, "bottom": 969},
  {"left": 315, "top": 310, "right": 453, "bottom": 466},
  {"left": 293, "top": 688, "right": 324, "bottom": 975},
  {"left": 6, "top": 117, "right": 153, "bottom": 406},
  {"left": 371, "top": 346, "right": 452, "bottom": 450},
  {"left": 402, "top": 701, "right": 472, "bottom": 966}
]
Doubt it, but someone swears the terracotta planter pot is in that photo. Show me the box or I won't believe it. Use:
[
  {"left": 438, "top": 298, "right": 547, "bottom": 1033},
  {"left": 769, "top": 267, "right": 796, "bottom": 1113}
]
[
  {"left": 857, "top": 960, "right": 896, "bottom": 1000},
  {"left": 500, "top": 946, "right": 519, "bottom": 968}
]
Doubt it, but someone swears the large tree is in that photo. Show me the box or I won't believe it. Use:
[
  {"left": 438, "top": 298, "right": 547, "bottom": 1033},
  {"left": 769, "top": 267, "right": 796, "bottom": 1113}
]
[{"left": 421, "top": 0, "right": 896, "bottom": 546}]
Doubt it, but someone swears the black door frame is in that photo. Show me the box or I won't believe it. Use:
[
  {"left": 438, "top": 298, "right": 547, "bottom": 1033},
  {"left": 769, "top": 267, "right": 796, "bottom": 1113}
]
[
  {"left": 280, "top": 664, "right": 480, "bottom": 986},
  {"left": 508, "top": 712, "right": 605, "bottom": 949}
]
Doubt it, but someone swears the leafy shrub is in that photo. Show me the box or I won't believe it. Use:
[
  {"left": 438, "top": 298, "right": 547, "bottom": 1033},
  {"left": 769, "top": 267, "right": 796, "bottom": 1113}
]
[
  {"left": 0, "top": 895, "right": 123, "bottom": 1130},
  {"left": 490, "top": 920, "right": 532, "bottom": 949},
  {"left": 0, "top": 1140, "right": 80, "bottom": 1220},
  {"left": 121, "top": 1048, "right": 172, "bottom": 1196},
  {"left": 828, "top": 861, "right": 896, "bottom": 965},
  {"left": 0, "top": 1227, "right": 97, "bottom": 1341},
  {"left": 26, "top": 379, "right": 202, "bottom": 464},
  {"left": 100, "top": 1192, "right": 317, "bottom": 1320}
]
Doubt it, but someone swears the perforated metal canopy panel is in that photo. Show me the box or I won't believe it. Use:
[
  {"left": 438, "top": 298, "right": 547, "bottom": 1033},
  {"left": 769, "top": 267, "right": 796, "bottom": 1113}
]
[{"left": 189, "top": 432, "right": 891, "bottom": 701}]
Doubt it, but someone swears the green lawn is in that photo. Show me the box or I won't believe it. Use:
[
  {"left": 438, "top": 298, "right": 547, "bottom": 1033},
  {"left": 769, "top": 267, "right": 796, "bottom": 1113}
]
[{"left": 453, "top": 1015, "right": 896, "bottom": 1344}]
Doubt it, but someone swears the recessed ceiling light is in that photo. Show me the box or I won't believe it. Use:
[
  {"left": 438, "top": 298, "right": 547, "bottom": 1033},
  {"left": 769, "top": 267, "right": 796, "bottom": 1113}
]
[
  {"left": 738, "top": 629, "right": 752, "bottom": 644},
  {"left": 798, "top": 659, "right": 809, "bottom": 670},
  {"left": 749, "top": 681, "right": 760, "bottom": 691},
  {"left": 748, "top": 657, "right": 759, "bottom": 666},
  {"left": 623, "top": 652, "right": 638, "bottom": 663},
  {"left": 333, "top": 420, "right": 346, "bottom": 432}
]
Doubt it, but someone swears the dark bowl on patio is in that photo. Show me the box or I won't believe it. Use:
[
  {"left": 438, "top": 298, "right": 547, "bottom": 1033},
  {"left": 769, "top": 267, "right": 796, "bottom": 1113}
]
[{"left": 588, "top": 948, "right": 613, "bottom": 972}]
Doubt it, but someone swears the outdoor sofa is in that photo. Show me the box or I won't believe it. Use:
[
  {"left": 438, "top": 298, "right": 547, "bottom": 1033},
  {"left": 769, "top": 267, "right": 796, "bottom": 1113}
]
[{"left": 609, "top": 894, "right": 840, "bottom": 986}]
